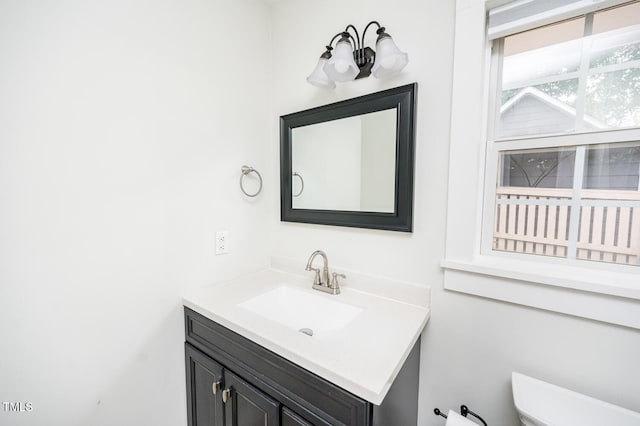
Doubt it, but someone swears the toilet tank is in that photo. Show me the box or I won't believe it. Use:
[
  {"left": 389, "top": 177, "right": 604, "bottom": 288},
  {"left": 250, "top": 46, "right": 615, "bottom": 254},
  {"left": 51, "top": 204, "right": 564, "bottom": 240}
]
[{"left": 512, "top": 372, "right": 640, "bottom": 426}]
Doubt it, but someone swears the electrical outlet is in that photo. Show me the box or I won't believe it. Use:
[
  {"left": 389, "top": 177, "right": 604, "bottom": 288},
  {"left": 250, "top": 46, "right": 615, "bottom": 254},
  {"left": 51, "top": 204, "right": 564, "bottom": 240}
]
[{"left": 215, "top": 231, "right": 229, "bottom": 255}]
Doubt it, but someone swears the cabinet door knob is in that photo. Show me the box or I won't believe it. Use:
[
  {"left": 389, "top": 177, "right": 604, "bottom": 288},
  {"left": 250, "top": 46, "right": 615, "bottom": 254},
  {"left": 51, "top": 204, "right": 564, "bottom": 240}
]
[
  {"left": 212, "top": 381, "right": 221, "bottom": 396},
  {"left": 222, "top": 388, "right": 231, "bottom": 404}
]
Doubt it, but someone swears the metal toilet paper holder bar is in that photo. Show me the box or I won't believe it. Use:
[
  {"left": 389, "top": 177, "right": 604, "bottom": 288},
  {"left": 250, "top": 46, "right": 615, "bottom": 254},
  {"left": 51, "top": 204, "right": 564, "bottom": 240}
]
[{"left": 433, "top": 404, "right": 488, "bottom": 425}]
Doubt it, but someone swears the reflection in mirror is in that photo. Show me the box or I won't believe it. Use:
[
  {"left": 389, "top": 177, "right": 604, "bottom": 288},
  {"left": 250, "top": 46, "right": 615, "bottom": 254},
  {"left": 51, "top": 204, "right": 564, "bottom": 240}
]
[
  {"left": 291, "top": 109, "right": 397, "bottom": 212},
  {"left": 280, "top": 83, "right": 417, "bottom": 232}
]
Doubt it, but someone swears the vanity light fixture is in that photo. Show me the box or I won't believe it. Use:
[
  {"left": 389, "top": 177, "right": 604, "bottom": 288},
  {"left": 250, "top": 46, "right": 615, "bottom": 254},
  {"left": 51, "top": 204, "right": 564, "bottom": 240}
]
[{"left": 306, "top": 21, "right": 408, "bottom": 89}]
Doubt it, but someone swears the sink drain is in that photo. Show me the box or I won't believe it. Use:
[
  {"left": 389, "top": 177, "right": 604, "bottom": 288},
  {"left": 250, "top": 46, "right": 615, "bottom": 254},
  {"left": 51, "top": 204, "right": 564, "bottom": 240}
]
[{"left": 298, "top": 328, "right": 314, "bottom": 336}]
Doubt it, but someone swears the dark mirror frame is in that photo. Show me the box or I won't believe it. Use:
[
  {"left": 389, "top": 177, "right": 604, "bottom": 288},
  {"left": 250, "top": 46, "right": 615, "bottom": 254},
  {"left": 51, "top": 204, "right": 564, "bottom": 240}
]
[{"left": 280, "top": 83, "right": 417, "bottom": 232}]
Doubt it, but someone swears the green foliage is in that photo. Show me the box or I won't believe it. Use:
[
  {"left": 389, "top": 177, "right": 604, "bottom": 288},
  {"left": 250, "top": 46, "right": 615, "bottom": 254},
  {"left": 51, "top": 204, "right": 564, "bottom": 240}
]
[{"left": 502, "top": 42, "right": 640, "bottom": 127}]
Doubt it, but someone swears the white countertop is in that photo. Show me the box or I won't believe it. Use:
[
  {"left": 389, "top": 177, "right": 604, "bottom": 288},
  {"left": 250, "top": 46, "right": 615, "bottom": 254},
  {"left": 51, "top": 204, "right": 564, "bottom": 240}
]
[{"left": 183, "top": 257, "right": 431, "bottom": 405}]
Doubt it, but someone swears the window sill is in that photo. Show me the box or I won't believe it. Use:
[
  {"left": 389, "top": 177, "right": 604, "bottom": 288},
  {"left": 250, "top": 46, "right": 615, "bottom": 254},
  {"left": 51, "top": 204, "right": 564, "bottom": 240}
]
[{"left": 441, "top": 256, "right": 640, "bottom": 329}]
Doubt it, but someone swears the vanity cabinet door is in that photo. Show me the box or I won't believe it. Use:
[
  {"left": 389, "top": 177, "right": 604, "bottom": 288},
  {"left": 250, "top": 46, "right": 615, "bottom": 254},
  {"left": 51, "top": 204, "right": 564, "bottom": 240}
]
[
  {"left": 185, "top": 343, "right": 225, "bottom": 426},
  {"left": 281, "top": 407, "right": 313, "bottom": 426},
  {"left": 223, "top": 370, "right": 280, "bottom": 426}
]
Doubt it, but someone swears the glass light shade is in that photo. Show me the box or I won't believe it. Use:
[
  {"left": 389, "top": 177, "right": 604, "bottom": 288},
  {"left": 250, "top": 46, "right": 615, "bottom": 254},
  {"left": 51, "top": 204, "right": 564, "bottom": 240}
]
[
  {"left": 371, "top": 36, "right": 408, "bottom": 79},
  {"left": 323, "top": 39, "right": 359, "bottom": 82},
  {"left": 307, "top": 57, "right": 336, "bottom": 89}
]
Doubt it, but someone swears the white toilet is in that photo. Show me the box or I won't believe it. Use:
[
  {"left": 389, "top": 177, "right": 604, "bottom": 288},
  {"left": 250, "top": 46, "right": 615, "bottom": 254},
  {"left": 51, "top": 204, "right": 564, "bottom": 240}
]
[{"left": 512, "top": 372, "right": 640, "bottom": 426}]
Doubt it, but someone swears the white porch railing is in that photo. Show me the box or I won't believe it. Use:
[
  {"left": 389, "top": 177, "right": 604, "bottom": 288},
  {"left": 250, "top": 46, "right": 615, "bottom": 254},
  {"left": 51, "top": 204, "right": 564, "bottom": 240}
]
[{"left": 493, "top": 186, "right": 640, "bottom": 265}]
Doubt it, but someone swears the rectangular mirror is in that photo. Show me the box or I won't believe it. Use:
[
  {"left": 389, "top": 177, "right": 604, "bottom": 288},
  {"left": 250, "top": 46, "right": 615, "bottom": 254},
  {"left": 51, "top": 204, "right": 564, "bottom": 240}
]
[{"left": 280, "top": 83, "right": 417, "bottom": 232}]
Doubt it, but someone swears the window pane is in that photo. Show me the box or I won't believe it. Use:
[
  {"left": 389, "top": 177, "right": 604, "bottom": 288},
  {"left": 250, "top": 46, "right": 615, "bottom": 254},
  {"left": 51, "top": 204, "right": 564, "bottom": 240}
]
[
  {"left": 590, "top": 2, "right": 640, "bottom": 68},
  {"left": 500, "top": 18, "right": 584, "bottom": 138},
  {"left": 494, "top": 148, "right": 576, "bottom": 259},
  {"left": 502, "top": 25, "right": 583, "bottom": 89},
  {"left": 500, "top": 147, "right": 576, "bottom": 188},
  {"left": 587, "top": 4, "right": 640, "bottom": 129},
  {"left": 493, "top": 186, "right": 572, "bottom": 259},
  {"left": 577, "top": 143, "right": 640, "bottom": 265},
  {"left": 589, "top": 32, "right": 640, "bottom": 69},
  {"left": 575, "top": 200, "right": 640, "bottom": 265},
  {"left": 583, "top": 143, "right": 640, "bottom": 190},
  {"left": 592, "top": 2, "right": 640, "bottom": 37},
  {"left": 586, "top": 69, "right": 640, "bottom": 128},
  {"left": 500, "top": 80, "right": 579, "bottom": 138},
  {"left": 497, "top": 2, "right": 640, "bottom": 138},
  {"left": 494, "top": 144, "right": 640, "bottom": 266}
]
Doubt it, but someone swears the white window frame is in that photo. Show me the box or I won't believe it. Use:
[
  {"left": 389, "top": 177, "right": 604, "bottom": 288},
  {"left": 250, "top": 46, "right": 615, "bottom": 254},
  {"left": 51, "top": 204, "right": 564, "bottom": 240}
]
[{"left": 442, "top": 0, "right": 640, "bottom": 329}]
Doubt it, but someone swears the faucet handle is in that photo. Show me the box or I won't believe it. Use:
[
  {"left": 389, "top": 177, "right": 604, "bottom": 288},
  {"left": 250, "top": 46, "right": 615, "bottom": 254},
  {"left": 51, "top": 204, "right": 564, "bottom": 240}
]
[
  {"left": 330, "top": 272, "right": 346, "bottom": 288},
  {"left": 308, "top": 267, "right": 322, "bottom": 285}
]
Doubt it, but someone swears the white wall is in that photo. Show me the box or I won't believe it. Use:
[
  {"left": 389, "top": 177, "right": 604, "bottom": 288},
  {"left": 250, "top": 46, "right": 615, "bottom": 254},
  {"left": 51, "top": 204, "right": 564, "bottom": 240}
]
[
  {"left": 0, "top": 1, "right": 271, "bottom": 425},
  {"left": 269, "top": 1, "right": 640, "bottom": 425}
]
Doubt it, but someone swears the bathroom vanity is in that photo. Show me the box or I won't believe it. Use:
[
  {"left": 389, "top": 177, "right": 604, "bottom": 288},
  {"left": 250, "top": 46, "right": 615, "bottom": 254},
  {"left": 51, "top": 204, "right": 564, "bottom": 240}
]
[{"left": 183, "top": 258, "right": 430, "bottom": 426}]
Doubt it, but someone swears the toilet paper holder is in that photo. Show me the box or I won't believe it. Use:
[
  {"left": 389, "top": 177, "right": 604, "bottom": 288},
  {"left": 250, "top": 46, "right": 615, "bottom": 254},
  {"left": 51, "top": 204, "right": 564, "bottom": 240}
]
[{"left": 434, "top": 404, "right": 487, "bottom": 425}]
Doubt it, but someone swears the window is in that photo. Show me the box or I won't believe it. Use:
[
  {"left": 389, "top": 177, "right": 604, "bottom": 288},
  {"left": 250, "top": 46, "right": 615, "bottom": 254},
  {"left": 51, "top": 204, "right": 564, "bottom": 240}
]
[
  {"left": 442, "top": 0, "right": 640, "bottom": 329},
  {"left": 485, "top": 2, "right": 640, "bottom": 267}
]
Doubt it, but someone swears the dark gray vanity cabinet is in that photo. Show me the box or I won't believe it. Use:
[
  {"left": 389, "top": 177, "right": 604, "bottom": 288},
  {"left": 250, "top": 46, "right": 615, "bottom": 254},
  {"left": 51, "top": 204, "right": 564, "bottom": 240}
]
[
  {"left": 184, "top": 307, "right": 420, "bottom": 426},
  {"left": 223, "top": 370, "right": 280, "bottom": 425},
  {"left": 281, "top": 407, "right": 313, "bottom": 426},
  {"left": 186, "top": 344, "right": 280, "bottom": 426},
  {"left": 185, "top": 344, "right": 225, "bottom": 426}
]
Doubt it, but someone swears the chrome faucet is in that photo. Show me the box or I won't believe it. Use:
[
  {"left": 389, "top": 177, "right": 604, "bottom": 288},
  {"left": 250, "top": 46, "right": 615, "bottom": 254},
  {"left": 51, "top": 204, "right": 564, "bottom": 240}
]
[{"left": 305, "top": 250, "right": 345, "bottom": 295}]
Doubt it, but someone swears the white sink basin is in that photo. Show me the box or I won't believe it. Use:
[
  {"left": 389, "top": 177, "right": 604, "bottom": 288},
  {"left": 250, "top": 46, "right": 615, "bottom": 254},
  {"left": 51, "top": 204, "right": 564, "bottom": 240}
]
[{"left": 239, "top": 286, "right": 362, "bottom": 337}]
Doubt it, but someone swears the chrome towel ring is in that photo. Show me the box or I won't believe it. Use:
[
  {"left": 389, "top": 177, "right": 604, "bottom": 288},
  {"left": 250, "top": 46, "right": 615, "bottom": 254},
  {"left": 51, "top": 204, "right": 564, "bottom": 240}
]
[
  {"left": 240, "top": 165, "right": 262, "bottom": 197},
  {"left": 292, "top": 172, "right": 304, "bottom": 197}
]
